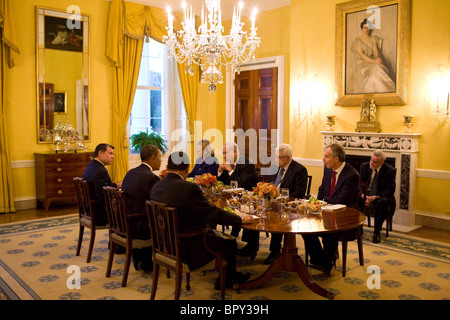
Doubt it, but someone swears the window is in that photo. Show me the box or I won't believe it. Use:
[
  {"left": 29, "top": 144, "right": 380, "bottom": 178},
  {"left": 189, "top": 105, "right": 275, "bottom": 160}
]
[{"left": 128, "top": 38, "right": 187, "bottom": 153}]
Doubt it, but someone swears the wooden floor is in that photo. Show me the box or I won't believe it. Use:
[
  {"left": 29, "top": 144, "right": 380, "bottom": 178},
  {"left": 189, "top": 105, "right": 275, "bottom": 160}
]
[{"left": 1, "top": 205, "right": 449, "bottom": 244}]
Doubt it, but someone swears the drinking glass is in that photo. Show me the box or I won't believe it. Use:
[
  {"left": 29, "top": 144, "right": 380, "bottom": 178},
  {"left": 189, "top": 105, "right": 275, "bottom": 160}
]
[
  {"left": 230, "top": 180, "right": 238, "bottom": 189},
  {"left": 281, "top": 188, "right": 289, "bottom": 203}
]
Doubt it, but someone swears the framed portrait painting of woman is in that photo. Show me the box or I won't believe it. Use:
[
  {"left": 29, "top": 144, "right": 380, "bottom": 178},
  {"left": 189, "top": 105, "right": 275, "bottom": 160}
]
[{"left": 335, "top": 0, "right": 411, "bottom": 106}]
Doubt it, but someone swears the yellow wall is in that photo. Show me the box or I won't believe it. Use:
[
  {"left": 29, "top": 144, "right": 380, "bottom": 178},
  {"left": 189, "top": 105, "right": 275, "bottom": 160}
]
[
  {"left": 8, "top": 0, "right": 112, "bottom": 200},
  {"left": 5, "top": 0, "right": 450, "bottom": 217},
  {"left": 288, "top": 0, "right": 450, "bottom": 214}
]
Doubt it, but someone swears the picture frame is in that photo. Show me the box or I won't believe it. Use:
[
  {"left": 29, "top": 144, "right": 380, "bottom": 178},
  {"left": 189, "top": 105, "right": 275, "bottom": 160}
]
[
  {"left": 44, "top": 15, "right": 83, "bottom": 52},
  {"left": 54, "top": 91, "right": 67, "bottom": 114},
  {"left": 335, "top": 0, "right": 411, "bottom": 106}
]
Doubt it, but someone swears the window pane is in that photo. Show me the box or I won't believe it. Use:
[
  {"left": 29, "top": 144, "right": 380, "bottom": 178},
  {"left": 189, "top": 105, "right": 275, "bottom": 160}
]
[
  {"left": 131, "top": 89, "right": 150, "bottom": 118},
  {"left": 138, "top": 39, "right": 163, "bottom": 87},
  {"left": 150, "top": 90, "right": 162, "bottom": 117},
  {"left": 150, "top": 118, "right": 162, "bottom": 132},
  {"left": 130, "top": 118, "right": 149, "bottom": 128}
]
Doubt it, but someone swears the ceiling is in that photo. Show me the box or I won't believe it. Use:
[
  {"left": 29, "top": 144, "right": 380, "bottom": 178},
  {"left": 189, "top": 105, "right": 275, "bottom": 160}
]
[{"left": 131, "top": 0, "right": 291, "bottom": 21}]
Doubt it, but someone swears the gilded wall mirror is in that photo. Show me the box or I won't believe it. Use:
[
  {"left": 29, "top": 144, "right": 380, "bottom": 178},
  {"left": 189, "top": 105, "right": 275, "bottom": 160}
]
[{"left": 36, "top": 7, "right": 90, "bottom": 143}]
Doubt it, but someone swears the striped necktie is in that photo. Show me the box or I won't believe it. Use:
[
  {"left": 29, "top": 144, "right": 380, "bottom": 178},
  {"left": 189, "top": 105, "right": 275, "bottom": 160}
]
[{"left": 274, "top": 167, "right": 285, "bottom": 187}]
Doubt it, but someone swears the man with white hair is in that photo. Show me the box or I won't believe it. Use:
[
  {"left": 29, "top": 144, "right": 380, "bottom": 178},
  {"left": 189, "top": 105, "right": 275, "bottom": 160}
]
[
  {"left": 359, "top": 150, "right": 396, "bottom": 243},
  {"left": 264, "top": 143, "right": 309, "bottom": 264},
  {"left": 217, "top": 142, "right": 258, "bottom": 191},
  {"left": 218, "top": 142, "right": 259, "bottom": 256}
]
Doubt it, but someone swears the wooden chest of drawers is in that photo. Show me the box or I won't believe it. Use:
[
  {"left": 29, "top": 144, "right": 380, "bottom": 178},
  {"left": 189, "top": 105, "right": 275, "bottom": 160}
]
[{"left": 35, "top": 152, "right": 94, "bottom": 211}]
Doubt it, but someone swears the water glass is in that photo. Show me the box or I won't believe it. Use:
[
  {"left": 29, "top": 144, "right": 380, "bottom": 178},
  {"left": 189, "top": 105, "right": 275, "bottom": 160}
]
[
  {"left": 281, "top": 188, "right": 289, "bottom": 203},
  {"left": 230, "top": 180, "right": 238, "bottom": 189}
]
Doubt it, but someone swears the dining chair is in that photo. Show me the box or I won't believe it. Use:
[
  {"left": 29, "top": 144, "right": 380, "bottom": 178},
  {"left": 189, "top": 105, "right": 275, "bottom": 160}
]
[
  {"left": 146, "top": 200, "right": 227, "bottom": 300},
  {"left": 73, "top": 177, "right": 109, "bottom": 263},
  {"left": 103, "top": 186, "right": 152, "bottom": 287},
  {"left": 361, "top": 177, "right": 395, "bottom": 238},
  {"left": 304, "top": 226, "right": 364, "bottom": 277},
  {"left": 306, "top": 175, "right": 312, "bottom": 198},
  {"left": 338, "top": 226, "right": 364, "bottom": 277}
]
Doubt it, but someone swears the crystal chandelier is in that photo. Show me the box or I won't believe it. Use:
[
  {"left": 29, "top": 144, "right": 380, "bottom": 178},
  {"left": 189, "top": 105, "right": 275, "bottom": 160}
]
[{"left": 163, "top": 0, "right": 260, "bottom": 92}]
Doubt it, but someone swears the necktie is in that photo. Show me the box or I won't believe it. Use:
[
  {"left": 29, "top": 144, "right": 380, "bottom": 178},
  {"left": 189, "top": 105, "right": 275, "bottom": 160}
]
[
  {"left": 274, "top": 167, "right": 285, "bottom": 187},
  {"left": 368, "top": 169, "right": 378, "bottom": 196},
  {"left": 329, "top": 171, "right": 337, "bottom": 196}
]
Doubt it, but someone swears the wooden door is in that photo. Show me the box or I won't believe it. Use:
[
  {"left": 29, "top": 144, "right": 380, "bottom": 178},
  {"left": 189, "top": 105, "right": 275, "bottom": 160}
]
[{"left": 234, "top": 67, "right": 278, "bottom": 173}]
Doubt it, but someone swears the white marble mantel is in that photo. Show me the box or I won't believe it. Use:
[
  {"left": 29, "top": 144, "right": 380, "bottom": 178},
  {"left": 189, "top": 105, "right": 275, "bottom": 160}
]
[{"left": 320, "top": 131, "right": 421, "bottom": 231}]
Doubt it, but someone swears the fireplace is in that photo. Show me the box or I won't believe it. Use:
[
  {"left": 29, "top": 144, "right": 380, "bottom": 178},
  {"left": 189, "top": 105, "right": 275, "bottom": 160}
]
[{"left": 320, "top": 131, "right": 420, "bottom": 230}]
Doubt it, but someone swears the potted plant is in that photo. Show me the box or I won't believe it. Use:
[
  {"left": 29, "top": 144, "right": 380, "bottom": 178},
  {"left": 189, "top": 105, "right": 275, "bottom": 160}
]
[{"left": 130, "top": 129, "right": 168, "bottom": 153}]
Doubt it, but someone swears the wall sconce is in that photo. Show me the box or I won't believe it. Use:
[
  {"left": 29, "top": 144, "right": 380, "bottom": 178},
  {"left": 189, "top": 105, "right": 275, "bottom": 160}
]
[
  {"left": 429, "top": 64, "right": 449, "bottom": 121},
  {"left": 294, "top": 73, "right": 326, "bottom": 124}
]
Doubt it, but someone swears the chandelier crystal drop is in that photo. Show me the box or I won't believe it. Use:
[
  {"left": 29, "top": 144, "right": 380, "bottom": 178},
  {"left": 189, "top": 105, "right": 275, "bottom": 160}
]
[{"left": 163, "top": 0, "right": 260, "bottom": 92}]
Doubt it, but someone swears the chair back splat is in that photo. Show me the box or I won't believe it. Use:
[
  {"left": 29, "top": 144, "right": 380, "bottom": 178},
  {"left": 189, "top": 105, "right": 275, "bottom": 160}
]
[{"left": 146, "top": 200, "right": 227, "bottom": 300}]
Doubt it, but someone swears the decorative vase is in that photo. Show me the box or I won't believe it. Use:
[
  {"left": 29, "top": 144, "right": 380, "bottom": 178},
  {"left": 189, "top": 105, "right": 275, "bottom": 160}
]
[
  {"left": 325, "top": 115, "right": 336, "bottom": 131},
  {"left": 403, "top": 115, "right": 414, "bottom": 133},
  {"left": 263, "top": 197, "right": 272, "bottom": 211}
]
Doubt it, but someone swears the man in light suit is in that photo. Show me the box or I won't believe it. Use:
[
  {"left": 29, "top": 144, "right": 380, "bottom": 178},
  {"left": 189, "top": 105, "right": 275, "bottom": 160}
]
[
  {"left": 151, "top": 152, "right": 252, "bottom": 289},
  {"left": 302, "top": 143, "right": 360, "bottom": 274},
  {"left": 121, "top": 144, "right": 162, "bottom": 271},
  {"left": 359, "top": 150, "right": 396, "bottom": 243},
  {"left": 82, "top": 143, "right": 122, "bottom": 226},
  {"left": 264, "top": 144, "right": 308, "bottom": 264}
]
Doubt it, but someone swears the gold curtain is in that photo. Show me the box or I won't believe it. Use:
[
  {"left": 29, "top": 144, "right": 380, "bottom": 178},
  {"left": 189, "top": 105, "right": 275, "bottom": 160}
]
[
  {"left": 106, "top": 0, "right": 199, "bottom": 180},
  {"left": 0, "top": 0, "right": 19, "bottom": 213},
  {"left": 177, "top": 63, "right": 199, "bottom": 168}
]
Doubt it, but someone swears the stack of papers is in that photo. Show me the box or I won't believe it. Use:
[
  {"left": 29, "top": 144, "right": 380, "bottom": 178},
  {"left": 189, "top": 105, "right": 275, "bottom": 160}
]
[{"left": 322, "top": 204, "right": 346, "bottom": 211}]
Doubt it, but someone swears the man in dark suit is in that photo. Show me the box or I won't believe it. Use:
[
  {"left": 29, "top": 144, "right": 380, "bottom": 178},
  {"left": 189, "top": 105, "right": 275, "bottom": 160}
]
[
  {"left": 150, "top": 151, "right": 252, "bottom": 289},
  {"left": 82, "top": 143, "right": 122, "bottom": 226},
  {"left": 264, "top": 143, "right": 308, "bottom": 264},
  {"left": 359, "top": 150, "right": 396, "bottom": 243},
  {"left": 217, "top": 142, "right": 259, "bottom": 254},
  {"left": 303, "top": 143, "right": 360, "bottom": 274},
  {"left": 217, "top": 142, "right": 258, "bottom": 191},
  {"left": 121, "top": 144, "right": 162, "bottom": 271}
]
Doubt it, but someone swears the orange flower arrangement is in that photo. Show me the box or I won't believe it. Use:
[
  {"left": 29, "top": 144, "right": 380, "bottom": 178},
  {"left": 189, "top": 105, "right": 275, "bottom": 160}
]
[
  {"left": 159, "top": 169, "right": 168, "bottom": 179},
  {"left": 253, "top": 182, "right": 280, "bottom": 200},
  {"left": 195, "top": 173, "right": 218, "bottom": 188}
]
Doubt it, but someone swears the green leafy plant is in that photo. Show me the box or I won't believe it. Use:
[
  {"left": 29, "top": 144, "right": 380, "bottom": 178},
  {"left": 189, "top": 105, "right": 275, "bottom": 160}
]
[{"left": 130, "top": 129, "right": 168, "bottom": 154}]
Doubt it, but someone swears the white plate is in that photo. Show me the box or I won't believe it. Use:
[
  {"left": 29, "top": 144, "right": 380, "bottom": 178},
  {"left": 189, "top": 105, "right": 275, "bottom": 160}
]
[{"left": 223, "top": 188, "right": 244, "bottom": 193}]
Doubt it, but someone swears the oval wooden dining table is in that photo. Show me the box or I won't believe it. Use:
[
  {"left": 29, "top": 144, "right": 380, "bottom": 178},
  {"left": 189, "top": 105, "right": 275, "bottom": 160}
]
[{"left": 212, "top": 195, "right": 366, "bottom": 300}]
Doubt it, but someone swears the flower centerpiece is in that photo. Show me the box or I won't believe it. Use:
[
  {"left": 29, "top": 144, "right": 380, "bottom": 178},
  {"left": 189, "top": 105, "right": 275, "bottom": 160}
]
[
  {"left": 253, "top": 182, "right": 280, "bottom": 211},
  {"left": 195, "top": 173, "right": 218, "bottom": 196},
  {"left": 253, "top": 182, "right": 280, "bottom": 200}
]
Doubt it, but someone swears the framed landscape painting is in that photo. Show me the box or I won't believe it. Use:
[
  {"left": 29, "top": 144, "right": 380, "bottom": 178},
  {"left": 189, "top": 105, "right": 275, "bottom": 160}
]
[{"left": 335, "top": 0, "right": 411, "bottom": 106}]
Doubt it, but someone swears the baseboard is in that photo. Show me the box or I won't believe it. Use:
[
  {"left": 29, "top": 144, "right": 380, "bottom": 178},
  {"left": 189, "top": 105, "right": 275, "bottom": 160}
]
[
  {"left": 14, "top": 198, "right": 37, "bottom": 211},
  {"left": 415, "top": 211, "right": 450, "bottom": 231}
]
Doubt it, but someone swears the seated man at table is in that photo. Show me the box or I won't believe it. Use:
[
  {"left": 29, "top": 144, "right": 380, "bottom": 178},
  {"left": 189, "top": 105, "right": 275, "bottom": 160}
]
[
  {"left": 217, "top": 142, "right": 259, "bottom": 253},
  {"left": 217, "top": 142, "right": 258, "bottom": 191},
  {"left": 302, "top": 143, "right": 360, "bottom": 274},
  {"left": 121, "top": 144, "right": 162, "bottom": 271},
  {"left": 264, "top": 143, "right": 309, "bottom": 264},
  {"left": 82, "top": 143, "right": 122, "bottom": 226},
  {"left": 358, "top": 150, "right": 396, "bottom": 243},
  {"left": 150, "top": 151, "right": 252, "bottom": 289}
]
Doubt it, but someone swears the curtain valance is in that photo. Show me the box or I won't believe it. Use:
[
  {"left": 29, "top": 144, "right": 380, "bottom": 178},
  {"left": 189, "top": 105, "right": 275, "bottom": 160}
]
[{"left": 106, "top": 0, "right": 183, "bottom": 67}]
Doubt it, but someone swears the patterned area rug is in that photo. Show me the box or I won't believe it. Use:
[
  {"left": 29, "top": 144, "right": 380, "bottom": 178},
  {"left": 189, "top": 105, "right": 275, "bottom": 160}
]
[{"left": 0, "top": 215, "right": 449, "bottom": 300}]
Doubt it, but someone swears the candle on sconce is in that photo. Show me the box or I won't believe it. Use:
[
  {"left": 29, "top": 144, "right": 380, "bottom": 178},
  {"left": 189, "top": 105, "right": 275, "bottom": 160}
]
[{"left": 166, "top": 7, "right": 173, "bottom": 33}]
